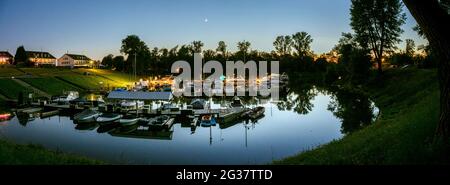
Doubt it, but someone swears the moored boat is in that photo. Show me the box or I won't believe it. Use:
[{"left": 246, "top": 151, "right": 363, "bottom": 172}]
[
  {"left": 200, "top": 114, "right": 216, "bottom": 127},
  {"left": 74, "top": 109, "right": 102, "bottom": 123},
  {"left": 145, "top": 115, "right": 175, "bottom": 129},
  {"left": 118, "top": 114, "right": 140, "bottom": 126},
  {"left": 241, "top": 106, "right": 265, "bottom": 119},
  {"left": 96, "top": 113, "right": 122, "bottom": 125}
]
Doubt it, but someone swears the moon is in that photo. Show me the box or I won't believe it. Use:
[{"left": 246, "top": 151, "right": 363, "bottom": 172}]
[{"left": 204, "top": 18, "right": 208, "bottom": 23}]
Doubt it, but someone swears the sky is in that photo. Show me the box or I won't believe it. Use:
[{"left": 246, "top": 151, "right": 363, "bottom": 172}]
[{"left": 0, "top": 0, "right": 426, "bottom": 60}]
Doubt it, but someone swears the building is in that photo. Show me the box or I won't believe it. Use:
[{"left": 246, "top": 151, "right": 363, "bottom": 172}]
[
  {"left": 57, "top": 54, "right": 93, "bottom": 68},
  {"left": 0, "top": 51, "right": 13, "bottom": 65},
  {"left": 26, "top": 51, "right": 57, "bottom": 66}
]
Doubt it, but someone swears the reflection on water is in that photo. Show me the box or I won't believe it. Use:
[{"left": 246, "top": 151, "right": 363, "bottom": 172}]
[{"left": 0, "top": 85, "right": 378, "bottom": 164}]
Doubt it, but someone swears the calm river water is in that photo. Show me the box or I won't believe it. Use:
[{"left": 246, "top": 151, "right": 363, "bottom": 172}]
[{"left": 0, "top": 86, "right": 378, "bottom": 164}]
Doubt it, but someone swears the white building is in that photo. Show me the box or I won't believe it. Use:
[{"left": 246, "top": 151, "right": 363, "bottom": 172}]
[
  {"left": 27, "top": 51, "right": 57, "bottom": 66},
  {"left": 57, "top": 54, "right": 93, "bottom": 68}
]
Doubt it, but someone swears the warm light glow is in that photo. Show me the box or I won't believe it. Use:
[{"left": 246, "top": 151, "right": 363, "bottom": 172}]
[{"left": 0, "top": 113, "right": 11, "bottom": 120}]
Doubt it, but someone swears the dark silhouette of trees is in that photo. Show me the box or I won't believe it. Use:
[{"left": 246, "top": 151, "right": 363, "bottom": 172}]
[
  {"left": 273, "top": 35, "right": 293, "bottom": 56},
  {"left": 350, "top": 0, "right": 406, "bottom": 74},
  {"left": 402, "top": 0, "right": 450, "bottom": 141},
  {"left": 101, "top": 54, "right": 114, "bottom": 69},
  {"left": 14, "top": 46, "right": 29, "bottom": 66},
  {"left": 120, "top": 35, "right": 151, "bottom": 74},
  {"left": 292, "top": 32, "right": 313, "bottom": 57}
]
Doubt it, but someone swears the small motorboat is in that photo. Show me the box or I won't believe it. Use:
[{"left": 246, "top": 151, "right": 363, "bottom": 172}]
[
  {"left": 118, "top": 114, "right": 140, "bottom": 126},
  {"left": 53, "top": 91, "right": 79, "bottom": 105},
  {"left": 241, "top": 106, "right": 265, "bottom": 119},
  {"left": 249, "top": 106, "right": 265, "bottom": 119},
  {"left": 96, "top": 113, "right": 122, "bottom": 125},
  {"left": 74, "top": 109, "right": 102, "bottom": 123},
  {"left": 118, "top": 124, "right": 139, "bottom": 134},
  {"left": 75, "top": 122, "right": 99, "bottom": 131},
  {"left": 145, "top": 115, "right": 175, "bottom": 129},
  {"left": 200, "top": 114, "right": 216, "bottom": 127},
  {"left": 230, "top": 96, "right": 244, "bottom": 108},
  {"left": 97, "top": 122, "right": 120, "bottom": 133}
]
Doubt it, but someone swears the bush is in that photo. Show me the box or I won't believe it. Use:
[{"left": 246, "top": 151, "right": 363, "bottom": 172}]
[{"left": 389, "top": 53, "right": 413, "bottom": 67}]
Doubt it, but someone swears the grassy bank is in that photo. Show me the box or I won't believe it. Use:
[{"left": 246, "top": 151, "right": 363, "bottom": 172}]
[
  {"left": 0, "top": 139, "right": 103, "bottom": 165},
  {"left": 275, "top": 67, "right": 447, "bottom": 164},
  {"left": 0, "top": 68, "right": 133, "bottom": 97}
]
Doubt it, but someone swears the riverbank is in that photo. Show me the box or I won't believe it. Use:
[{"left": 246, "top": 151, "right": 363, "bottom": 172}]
[
  {"left": 0, "top": 139, "right": 103, "bottom": 164},
  {"left": 275, "top": 67, "right": 448, "bottom": 164}
]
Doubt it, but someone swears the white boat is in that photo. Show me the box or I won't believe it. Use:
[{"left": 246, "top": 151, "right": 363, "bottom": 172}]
[
  {"left": 96, "top": 113, "right": 122, "bottom": 125},
  {"left": 118, "top": 115, "right": 140, "bottom": 126},
  {"left": 53, "top": 91, "right": 79, "bottom": 104},
  {"left": 74, "top": 109, "right": 102, "bottom": 123},
  {"left": 119, "top": 100, "right": 144, "bottom": 112}
]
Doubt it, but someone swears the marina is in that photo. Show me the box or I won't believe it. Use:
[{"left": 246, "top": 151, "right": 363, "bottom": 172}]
[{"left": 0, "top": 85, "right": 379, "bottom": 164}]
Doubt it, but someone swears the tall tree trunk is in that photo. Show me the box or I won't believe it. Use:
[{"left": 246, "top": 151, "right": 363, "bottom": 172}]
[
  {"left": 403, "top": 0, "right": 450, "bottom": 141},
  {"left": 376, "top": 57, "right": 383, "bottom": 74}
]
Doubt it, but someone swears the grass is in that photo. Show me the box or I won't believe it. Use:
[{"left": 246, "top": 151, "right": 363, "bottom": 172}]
[
  {"left": 275, "top": 67, "right": 447, "bottom": 164},
  {"left": 0, "top": 67, "right": 24, "bottom": 77},
  {"left": 0, "top": 68, "right": 133, "bottom": 96},
  {"left": 0, "top": 139, "right": 103, "bottom": 165},
  {"left": 20, "top": 77, "right": 82, "bottom": 95},
  {"left": 0, "top": 79, "right": 32, "bottom": 99},
  {"left": 20, "top": 68, "right": 78, "bottom": 77},
  {"left": 57, "top": 75, "right": 121, "bottom": 90},
  {"left": 73, "top": 68, "right": 135, "bottom": 86}
]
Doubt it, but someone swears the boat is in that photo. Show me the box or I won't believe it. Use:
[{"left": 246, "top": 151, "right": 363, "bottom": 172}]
[
  {"left": 96, "top": 113, "right": 122, "bottom": 125},
  {"left": 117, "top": 124, "right": 139, "bottom": 134},
  {"left": 230, "top": 96, "right": 244, "bottom": 108},
  {"left": 200, "top": 114, "right": 217, "bottom": 127},
  {"left": 52, "top": 91, "right": 79, "bottom": 105},
  {"left": 97, "top": 122, "right": 120, "bottom": 133},
  {"left": 119, "top": 100, "right": 144, "bottom": 112},
  {"left": 190, "top": 99, "right": 206, "bottom": 109},
  {"left": 146, "top": 115, "right": 175, "bottom": 129},
  {"left": 241, "top": 106, "right": 265, "bottom": 119},
  {"left": 75, "top": 122, "right": 99, "bottom": 131},
  {"left": 118, "top": 114, "right": 140, "bottom": 126},
  {"left": 73, "top": 109, "right": 102, "bottom": 123}
]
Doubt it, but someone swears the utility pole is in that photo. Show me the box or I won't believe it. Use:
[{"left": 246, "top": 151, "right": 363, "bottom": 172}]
[{"left": 134, "top": 52, "right": 137, "bottom": 81}]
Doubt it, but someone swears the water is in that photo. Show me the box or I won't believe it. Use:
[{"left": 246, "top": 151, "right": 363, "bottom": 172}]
[{"left": 0, "top": 86, "right": 378, "bottom": 164}]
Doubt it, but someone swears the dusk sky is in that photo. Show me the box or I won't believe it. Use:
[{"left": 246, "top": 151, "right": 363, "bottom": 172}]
[{"left": 0, "top": 0, "right": 425, "bottom": 60}]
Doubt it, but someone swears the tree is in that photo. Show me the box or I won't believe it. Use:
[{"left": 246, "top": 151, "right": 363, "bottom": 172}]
[
  {"left": 333, "top": 33, "right": 358, "bottom": 53},
  {"left": 203, "top": 49, "right": 216, "bottom": 61},
  {"left": 121, "top": 35, "right": 148, "bottom": 56},
  {"left": 292, "top": 32, "right": 313, "bottom": 57},
  {"left": 120, "top": 35, "right": 150, "bottom": 74},
  {"left": 350, "top": 0, "right": 406, "bottom": 74},
  {"left": 191, "top": 41, "right": 204, "bottom": 53},
  {"left": 101, "top": 54, "right": 114, "bottom": 69},
  {"left": 14, "top": 46, "right": 29, "bottom": 66},
  {"left": 405, "top": 39, "right": 415, "bottom": 56},
  {"left": 113, "top": 56, "right": 125, "bottom": 72},
  {"left": 237, "top": 40, "right": 251, "bottom": 61},
  {"left": 402, "top": 0, "right": 450, "bottom": 141},
  {"left": 273, "top": 35, "right": 293, "bottom": 56},
  {"left": 216, "top": 41, "right": 227, "bottom": 58}
]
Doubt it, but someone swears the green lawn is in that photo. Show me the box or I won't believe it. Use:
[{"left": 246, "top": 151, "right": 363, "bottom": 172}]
[
  {"left": 0, "top": 67, "right": 24, "bottom": 77},
  {"left": 73, "top": 68, "right": 134, "bottom": 86},
  {"left": 20, "top": 68, "right": 79, "bottom": 77},
  {"left": 0, "top": 139, "right": 103, "bottom": 165},
  {"left": 20, "top": 77, "right": 82, "bottom": 95},
  {"left": 275, "top": 68, "right": 447, "bottom": 164},
  {"left": 57, "top": 75, "right": 121, "bottom": 90},
  {"left": 0, "top": 79, "right": 31, "bottom": 99}
]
